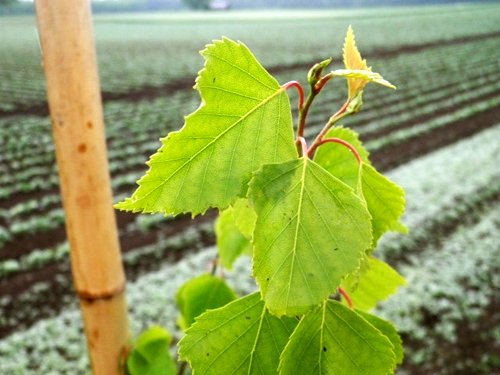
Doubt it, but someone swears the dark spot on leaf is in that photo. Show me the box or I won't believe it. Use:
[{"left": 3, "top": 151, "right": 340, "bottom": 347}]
[
  {"left": 206, "top": 352, "right": 210, "bottom": 357},
  {"left": 333, "top": 248, "right": 339, "bottom": 251},
  {"left": 266, "top": 277, "right": 270, "bottom": 281},
  {"left": 323, "top": 346, "right": 327, "bottom": 352},
  {"left": 308, "top": 273, "right": 314, "bottom": 278},
  {"left": 245, "top": 316, "right": 251, "bottom": 320},
  {"left": 213, "top": 77, "right": 216, "bottom": 83}
]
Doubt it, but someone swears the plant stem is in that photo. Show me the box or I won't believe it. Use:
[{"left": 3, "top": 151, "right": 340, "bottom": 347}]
[
  {"left": 308, "top": 137, "right": 362, "bottom": 163},
  {"left": 282, "top": 81, "right": 305, "bottom": 111},
  {"left": 307, "top": 99, "right": 351, "bottom": 158},
  {"left": 296, "top": 137, "right": 308, "bottom": 157},
  {"left": 338, "top": 287, "right": 354, "bottom": 309},
  {"left": 297, "top": 73, "right": 333, "bottom": 139},
  {"left": 314, "top": 73, "right": 333, "bottom": 93},
  {"left": 297, "top": 90, "right": 316, "bottom": 138},
  {"left": 209, "top": 255, "right": 219, "bottom": 276}
]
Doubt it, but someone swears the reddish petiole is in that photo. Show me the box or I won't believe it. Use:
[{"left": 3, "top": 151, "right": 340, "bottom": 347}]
[
  {"left": 308, "top": 137, "right": 362, "bottom": 163},
  {"left": 282, "top": 81, "right": 305, "bottom": 110},
  {"left": 338, "top": 287, "right": 354, "bottom": 309}
]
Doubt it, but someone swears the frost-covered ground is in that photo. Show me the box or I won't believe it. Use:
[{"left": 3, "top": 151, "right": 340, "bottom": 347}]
[{"left": 1, "top": 125, "right": 499, "bottom": 374}]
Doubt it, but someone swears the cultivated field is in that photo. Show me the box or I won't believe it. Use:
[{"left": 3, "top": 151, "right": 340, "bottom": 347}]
[{"left": 1, "top": 3, "right": 499, "bottom": 374}]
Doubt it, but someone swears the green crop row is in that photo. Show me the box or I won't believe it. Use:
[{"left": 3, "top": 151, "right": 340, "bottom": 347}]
[
  {"left": 2, "top": 41, "right": 497, "bottom": 196},
  {"left": 1, "top": 33, "right": 497, "bottom": 167},
  {"left": 366, "top": 95, "right": 500, "bottom": 151},
  {"left": 1, "top": 4, "right": 499, "bottom": 111},
  {"left": 1, "top": 65, "right": 498, "bottom": 236},
  {"left": 1, "top": 125, "right": 498, "bottom": 374},
  {"left": 304, "top": 38, "right": 500, "bottom": 133}
]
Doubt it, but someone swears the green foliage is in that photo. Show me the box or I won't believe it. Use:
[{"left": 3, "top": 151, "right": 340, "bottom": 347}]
[
  {"left": 115, "top": 38, "right": 296, "bottom": 216},
  {"left": 314, "top": 126, "right": 406, "bottom": 246},
  {"left": 120, "top": 28, "right": 406, "bottom": 374},
  {"left": 215, "top": 199, "right": 255, "bottom": 269},
  {"left": 126, "top": 326, "right": 176, "bottom": 375},
  {"left": 314, "top": 126, "right": 370, "bottom": 190},
  {"left": 342, "top": 256, "right": 406, "bottom": 311},
  {"left": 176, "top": 273, "right": 237, "bottom": 330},
  {"left": 179, "top": 292, "right": 298, "bottom": 374},
  {"left": 357, "top": 310, "right": 404, "bottom": 365},
  {"left": 249, "top": 157, "right": 371, "bottom": 316},
  {"left": 280, "top": 300, "right": 396, "bottom": 375}
]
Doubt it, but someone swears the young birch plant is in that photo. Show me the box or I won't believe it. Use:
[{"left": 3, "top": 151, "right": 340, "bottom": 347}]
[{"left": 117, "top": 26, "right": 407, "bottom": 375}]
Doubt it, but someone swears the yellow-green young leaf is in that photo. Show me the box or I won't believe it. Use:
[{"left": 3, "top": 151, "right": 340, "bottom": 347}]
[
  {"left": 341, "top": 256, "right": 406, "bottom": 311},
  {"left": 342, "top": 26, "right": 395, "bottom": 98},
  {"left": 313, "top": 126, "right": 370, "bottom": 190},
  {"left": 127, "top": 326, "right": 176, "bottom": 375},
  {"left": 215, "top": 204, "right": 252, "bottom": 269},
  {"left": 360, "top": 163, "right": 406, "bottom": 244},
  {"left": 115, "top": 38, "right": 296, "bottom": 216},
  {"left": 279, "top": 300, "right": 396, "bottom": 375},
  {"left": 331, "top": 69, "right": 396, "bottom": 90},
  {"left": 357, "top": 310, "right": 404, "bottom": 365},
  {"left": 249, "top": 157, "right": 372, "bottom": 317},
  {"left": 176, "top": 274, "right": 237, "bottom": 330},
  {"left": 178, "top": 292, "right": 298, "bottom": 375}
]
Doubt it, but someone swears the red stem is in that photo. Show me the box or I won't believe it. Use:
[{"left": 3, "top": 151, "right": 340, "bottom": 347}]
[
  {"left": 209, "top": 256, "right": 219, "bottom": 276},
  {"left": 282, "top": 80, "right": 305, "bottom": 110},
  {"left": 338, "top": 287, "right": 354, "bottom": 309},
  {"left": 308, "top": 137, "right": 362, "bottom": 163},
  {"left": 314, "top": 73, "right": 333, "bottom": 93},
  {"left": 307, "top": 100, "right": 350, "bottom": 158}
]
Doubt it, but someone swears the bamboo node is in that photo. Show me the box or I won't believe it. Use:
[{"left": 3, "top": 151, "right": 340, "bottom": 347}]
[{"left": 78, "top": 282, "right": 126, "bottom": 304}]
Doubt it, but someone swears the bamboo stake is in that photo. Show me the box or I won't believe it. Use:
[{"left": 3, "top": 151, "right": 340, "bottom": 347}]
[{"left": 35, "top": 1, "right": 129, "bottom": 373}]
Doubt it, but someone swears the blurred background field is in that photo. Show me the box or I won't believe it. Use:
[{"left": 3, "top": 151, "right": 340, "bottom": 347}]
[{"left": 0, "top": 1, "right": 499, "bottom": 374}]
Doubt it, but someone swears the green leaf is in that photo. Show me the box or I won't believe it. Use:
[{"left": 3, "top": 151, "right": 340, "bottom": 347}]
[
  {"left": 178, "top": 292, "right": 298, "bottom": 375},
  {"left": 215, "top": 209, "right": 251, "bottom": 269},
  {"left": 314, "top": 133, "right": 406, "bottom": 245},
  {"left": 360, "top": 163, "right": 406, "bottom": 244},
  {"left": 341, "top": 256, "right": 406, "bottom": 311},
  {"left": 116, "top": 38, "right": 296, "bottom": 216},
  {"left": 249, "top": 157, "right": 372, "bottom": 316},
  {"left": 313, "top": 126, "right": 370, "bottom": 190},
  {"left": 231, "top": 198, "right": 257, "bottom": 238},
  {"left": 357, "top": 310, "right": 404, "bottom": 365},
  {"left": 215, "top": 199, "right": 256, "bottom": 268},
  {"left": 127, "top": 326, "right": 176, "bottom": 375},
  {"left": 176, "top": 274, "right": 237, "bottom": 330},
  {"left": 279, "top": 300, "right": 396, "bottom": 375}
]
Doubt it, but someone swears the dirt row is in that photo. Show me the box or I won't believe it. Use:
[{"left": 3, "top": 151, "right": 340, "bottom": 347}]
[
  {"left": 0, "top": 92, "right": 498, "bottom": 264},
  {"left": 0, "top": 30, "right": 499, "bottom": 118},
  {"left": 1, "top": 32, "right": 500, "bottom": 339},
  {"left": 1, "top": 105, "right": 498, "bottom": 338}
]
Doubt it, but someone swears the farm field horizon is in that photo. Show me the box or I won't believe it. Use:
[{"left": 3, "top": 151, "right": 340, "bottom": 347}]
[{"left": 1, "top": 3, "right": 499, "bottom": 374}]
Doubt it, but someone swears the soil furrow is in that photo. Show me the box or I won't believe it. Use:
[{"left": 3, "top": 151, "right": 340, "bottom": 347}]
[
  {"left": 369, "top": 107, "right": 499, "bottom": 171},
  {"left": 0, "top": 111, "right": 498, "bottom": 338},
  {"left": 1, "top": 102, "right": 496, "bottom": 262},
  {"left": 1, "top": 31, "right": 499, "bottom": 118}
]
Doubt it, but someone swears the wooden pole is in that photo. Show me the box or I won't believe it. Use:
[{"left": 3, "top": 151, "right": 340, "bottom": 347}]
[{"left": 35, "top": 1, "right": 129, "bottom": 374}]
